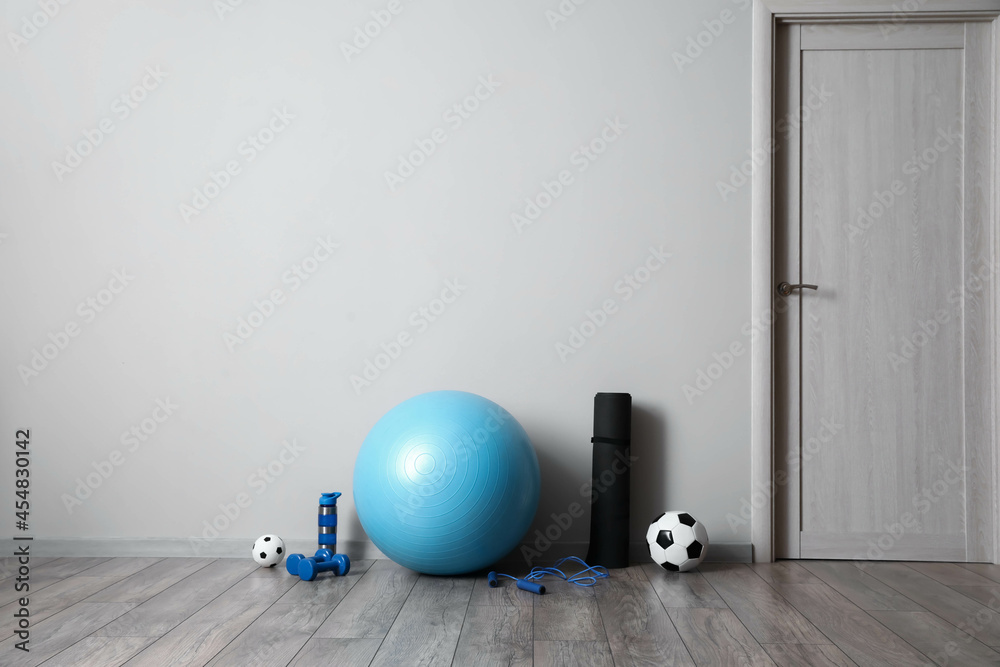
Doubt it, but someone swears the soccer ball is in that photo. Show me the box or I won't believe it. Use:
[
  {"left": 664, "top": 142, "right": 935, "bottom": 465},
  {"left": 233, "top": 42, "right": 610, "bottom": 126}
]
[
  {"left": 252, "top": 534, "right": 285, "bottom": 567},
  {"left": 646, "top": 511, "right": 708, "bottom": 572}
]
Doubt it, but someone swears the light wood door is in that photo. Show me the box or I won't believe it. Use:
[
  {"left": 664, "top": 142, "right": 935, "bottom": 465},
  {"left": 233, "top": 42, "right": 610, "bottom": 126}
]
[{"left": 775, "top": 22, "right": 996, "bottom": 561}]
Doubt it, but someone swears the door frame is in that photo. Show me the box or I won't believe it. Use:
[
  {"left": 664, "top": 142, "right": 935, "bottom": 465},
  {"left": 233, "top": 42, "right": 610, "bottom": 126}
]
[{"left": 750, "top": 0, "right": 1000, "bottom": 563}]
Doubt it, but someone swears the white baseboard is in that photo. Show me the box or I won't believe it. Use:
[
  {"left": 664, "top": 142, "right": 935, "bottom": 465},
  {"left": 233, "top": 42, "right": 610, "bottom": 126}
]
[{"left": 7, "top": 537, "right": 752, "bottom": 565}]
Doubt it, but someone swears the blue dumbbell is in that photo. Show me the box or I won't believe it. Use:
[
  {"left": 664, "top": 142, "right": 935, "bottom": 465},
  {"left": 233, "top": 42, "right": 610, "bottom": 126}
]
[
  {"left": 298, "top": 553, "right": 350, "bottom": 581},
  {"left": 286, "top": 548, "right": 334, "bottom": 575},
  {"left": 285, "top": 553, "right": 305, "bottom": 575}
]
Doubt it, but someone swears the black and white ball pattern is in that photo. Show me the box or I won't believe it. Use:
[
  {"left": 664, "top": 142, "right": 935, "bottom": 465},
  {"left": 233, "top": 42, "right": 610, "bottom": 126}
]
[
  {"left": 252, "top": 534, "right": 285, "bottom": 567},
  {"left": 646, "top": 511, "right": 708, "bottom": 572}
]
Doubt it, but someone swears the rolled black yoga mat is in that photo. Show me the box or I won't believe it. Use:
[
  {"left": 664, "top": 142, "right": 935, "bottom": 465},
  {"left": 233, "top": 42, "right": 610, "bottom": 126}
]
[{"left": 585, "top": 392, "right": 632, "bottom": 569}]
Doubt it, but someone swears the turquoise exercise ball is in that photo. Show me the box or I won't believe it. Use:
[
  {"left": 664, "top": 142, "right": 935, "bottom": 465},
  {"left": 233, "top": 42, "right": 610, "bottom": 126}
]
[{"left": 353, "top": 391, "right": 540, "bottom": 575}]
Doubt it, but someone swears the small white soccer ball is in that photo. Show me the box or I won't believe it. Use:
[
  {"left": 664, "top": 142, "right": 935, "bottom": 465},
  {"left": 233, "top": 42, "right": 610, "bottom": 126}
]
[
  {"left": 646, "top": 511, "right": 709, "bottom": 572},
  {"left": 252, "top": 534, "right": 285, "bottom": 567}
]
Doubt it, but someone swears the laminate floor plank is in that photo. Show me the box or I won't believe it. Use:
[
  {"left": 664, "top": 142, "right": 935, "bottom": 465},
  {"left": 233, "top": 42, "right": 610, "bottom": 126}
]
[
  {"left": 468, "top": 575, "right": 535, "bottom": 608},
  {"left": 861, "top": 563, "right": 1000, "bottom": 646},
  {"left": 205, "top": 603, "right": 332, "bottom": 667},
  {"left": 606, "top": 564, "right": 649, "bottom": 582},
  {"left": 0, "top": 556, "right": 57, "bottom": 568},
  {"left": 452, "top": 604, "right": 533, "bottom": 667},
  {"left": 96, "top": 559, "right": 258, "bottom": 637},
  {"left": 0, "top": 602, "right": 135, "bottom": 667},
  {"left": 959, "top": 563, "right": 1000, "bottom": 585},
  {"left": 769, "top": 582, "right": 933, "bottom": 666},
  {"left": 762, "top": 642, "right": 857, "bottom": 667},
  {"left": 0, "top": 576, "right": 62, "bottom": 607},
  {"left": 288, "top": 638, "right": 382, "bottom": 667},
  {"left": 369, "top": 575, "right": 475, "bottom": 667},
  {"left": 0, "top": 576, "right": 124, "bottom": 640},
  {"left": 277, "top": 559, "right": 374, "bottom": 606},
  {"left": 534, "top": 590, "right": 606, "bottom": 641},
  {"left": 0, "top": 557, "right": 57, "bottom": 580},
  {"left": 700, "top": 563, "right": 829, "bottom": 644},
  {"left": 750, "top": 561, "right": 825, "bottom": 585},
  {"left": 124, "top": 574, "right": 297, "bottom": 666},
  {"left": 534, "top": 640, "right": 615, "bottom": 667},
  {"left": 85, "top": 558, "right": 214, "bottom": 605},
  {"left": 248, "top": 565, "right": 288, "bottom": 577},
  {"left": 906, "top": 562, "right": 999, "bottom": 587},
  {"left": 640, "top": 563, "right": 728, "bottom": 608},
  {"left": 798, "top": 561, "right": 924, "bottom": 611},
  {"left": 40, "top": 636, "right": 155, "bottom": 667},
  {"left": 74, "top": 558, "right": 163, "bottom": 579},
  {"left": 312, "top": 559, "right": 419, "bottom": 639},
  {"left": 595, "top": 576, "right": 695, "bottom": 666},
  {"left": 0, "top": 558, "right": 115, "bottom": 605},
  {"left": 31, "top": 557, "right": 113, "bottom": 580},
  {"left": 667, "top": 607, "right": 777, "bottom": 666},
  {"left": 869, "top": 609, "right": 1000, "bottom": 665},
  {"left": 948, "top": 585, "right": 1000, "bottom": 609}
]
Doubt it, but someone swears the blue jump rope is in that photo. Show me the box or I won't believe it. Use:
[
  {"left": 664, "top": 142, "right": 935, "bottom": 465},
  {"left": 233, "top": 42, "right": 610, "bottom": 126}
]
[{"left": 488, "top": 556, "right": 608, "bottom": 595}]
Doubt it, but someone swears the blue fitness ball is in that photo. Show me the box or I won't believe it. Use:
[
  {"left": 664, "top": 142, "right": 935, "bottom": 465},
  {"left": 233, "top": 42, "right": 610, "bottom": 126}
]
[{"left": 353, "top": 391, "right": 540, "bottom": 575}]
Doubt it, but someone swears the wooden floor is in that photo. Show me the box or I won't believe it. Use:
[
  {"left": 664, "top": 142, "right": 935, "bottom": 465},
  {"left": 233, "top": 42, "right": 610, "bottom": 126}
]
[{"left": 2, "top": 558, "right": 1000, "bottom": 666}]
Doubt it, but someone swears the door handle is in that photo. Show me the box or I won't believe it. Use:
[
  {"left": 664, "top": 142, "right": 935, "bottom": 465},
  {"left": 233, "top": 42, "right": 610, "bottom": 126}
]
[{"left": 776, "top": 282, "right": 818, "bottom": 297}]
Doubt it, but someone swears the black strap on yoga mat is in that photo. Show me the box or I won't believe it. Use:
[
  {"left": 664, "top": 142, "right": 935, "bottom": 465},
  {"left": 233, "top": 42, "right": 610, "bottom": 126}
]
[
  {"left": 585, "top": 392, "right": 632, "bottom": 569},
  {"left": 591, "top": 436, "right": 630, "bottom": 445}
]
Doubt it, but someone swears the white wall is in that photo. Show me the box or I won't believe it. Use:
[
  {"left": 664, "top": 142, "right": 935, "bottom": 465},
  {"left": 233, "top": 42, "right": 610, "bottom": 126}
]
[{"left": 0, "top": 0, "right": 754, "bottom": 560}]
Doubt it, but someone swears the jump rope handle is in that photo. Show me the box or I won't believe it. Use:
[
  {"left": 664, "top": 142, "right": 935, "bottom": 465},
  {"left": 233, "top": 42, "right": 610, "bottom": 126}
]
[{"left": 516, "top": 579, "right": 545, "bottom": 595}]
